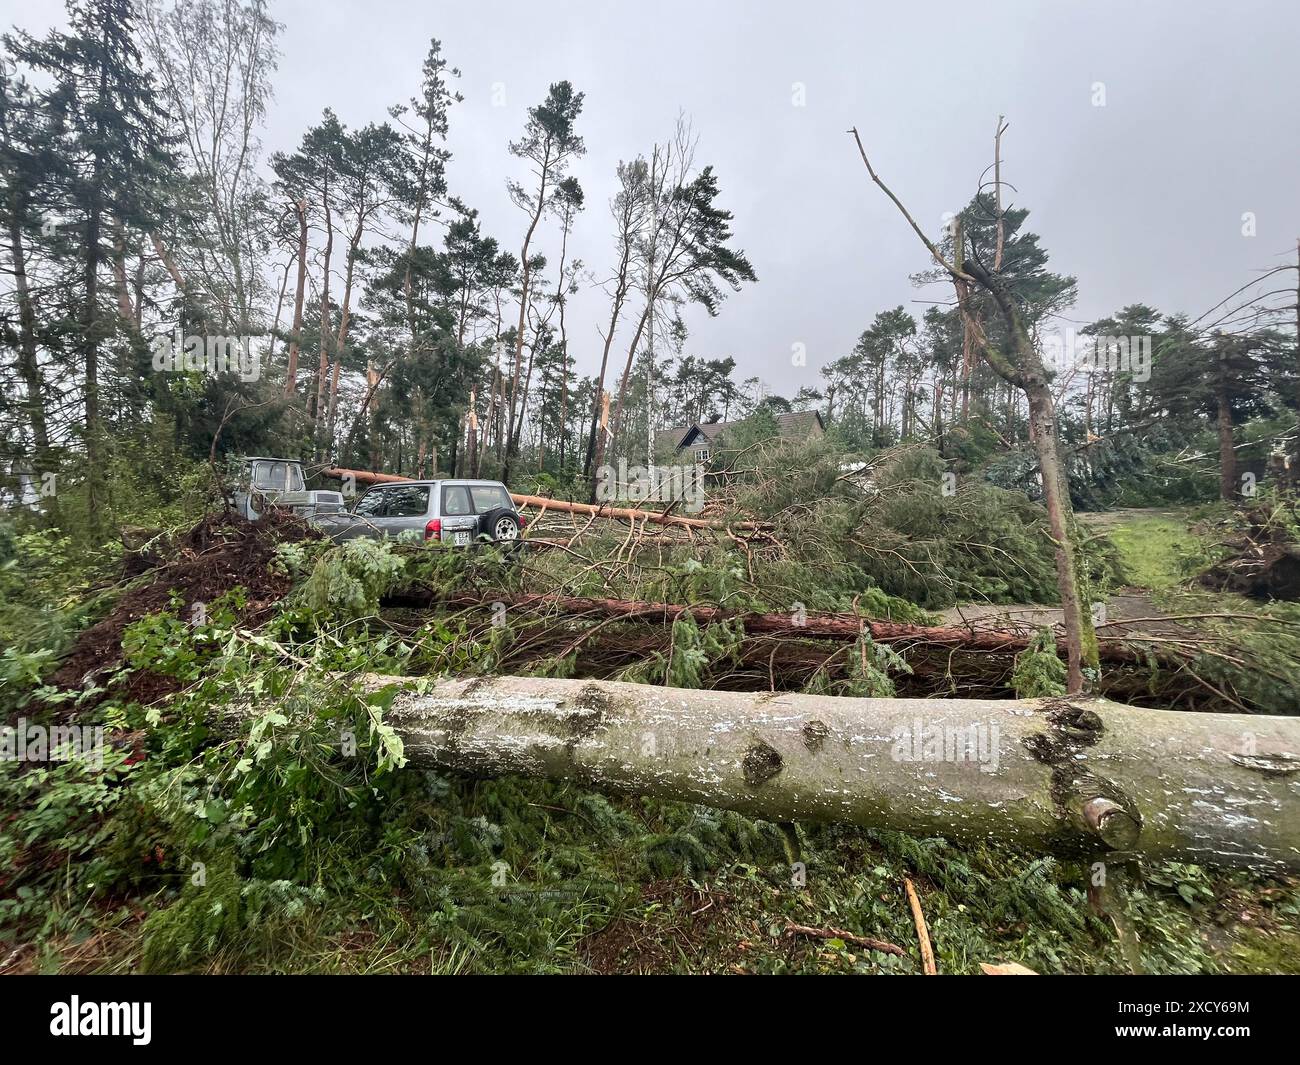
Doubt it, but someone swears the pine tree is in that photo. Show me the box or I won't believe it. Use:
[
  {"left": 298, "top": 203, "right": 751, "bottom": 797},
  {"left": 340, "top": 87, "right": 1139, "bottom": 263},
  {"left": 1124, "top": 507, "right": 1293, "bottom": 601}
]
[
  {"left": 8, "top": 0, "right": 176, "bottom": 534},
  {"left": 502, "top": 81, "right": 585, "bottom": 484},
  {"left": 1150, "top": 319, "right": 1277, "bottom": 501}
]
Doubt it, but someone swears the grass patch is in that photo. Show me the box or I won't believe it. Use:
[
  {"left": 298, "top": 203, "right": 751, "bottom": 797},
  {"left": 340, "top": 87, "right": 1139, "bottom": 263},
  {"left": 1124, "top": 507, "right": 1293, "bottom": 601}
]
[{"left": 1103, "top": 512, "right": 1216, "bottom": 592}]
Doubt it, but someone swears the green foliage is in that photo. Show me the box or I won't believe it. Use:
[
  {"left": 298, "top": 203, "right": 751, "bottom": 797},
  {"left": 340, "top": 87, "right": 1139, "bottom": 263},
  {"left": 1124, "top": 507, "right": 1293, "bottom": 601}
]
[
  {"left": 1100, "top": 508, "right": 1300, "bottom": 714},
  {"left": 677, "top": 554, "right": 749, "bottom": 607},
  {"left": 140, "top": 854, "right": 326, "bottom": 974},
  {"left": 1, "top": 647, "right": 62, "bottom": 714},
  {"left": 803, "top": 633, "right": 911, "bottom": 697},
  {"left": 642, "top": 807, "right": 786, "bottom": 879},
  {"left": 123, "top": 590, "right": 246, "bottom": 682},
  {"left": 0, "top": 749, "right": 138, "bottom": 942},
  {"left": 6, "top": 0, "right": 1300, "bottom": 980},
  {"left": 717, "top": 407, "right": 780, "bottom": 453},
  {"left": 298, "top": 538, "right": 407, "bottom": 620},
  {"left": 619, "top": 614, "right": 745, "bottom": 688},
  {"left": 846, "top": 634, "right": 909, "bottom": 697},
  {"left": 1011, "top": 629, "right": 1068, "bottom": 697},
  {"left": 1177, "top": 595, "right": 1300, "bottom": 716},
  {"left": 6, "top": 435, "right": 1298, "bottom": 976},
  {"left": 7, "top": 581, "right": 1299, "bottom": 974},
  {"left": 734, "top": 444, "right": 1070, "bottom": 609},
  {"left": 855, "top": 449, "right": 1063, "bottom": 607},
  {"left": 850, "top": 586, "right": 934, "bottom": 625},
  {"left": 0, "top": 525, "right": 86, "bottom": 657},
  {"left": 1105, "top": 513, "right": 1219, "bottom": 591},
  {"left": 139, "top": 855, "right": 244, "bottom": 972}
]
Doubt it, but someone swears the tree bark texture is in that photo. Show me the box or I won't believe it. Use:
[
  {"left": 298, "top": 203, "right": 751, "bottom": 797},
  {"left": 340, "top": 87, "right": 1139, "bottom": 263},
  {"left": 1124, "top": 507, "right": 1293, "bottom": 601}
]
[{"left": 358, "top": 673, "right": 1300, "bottom": 872}]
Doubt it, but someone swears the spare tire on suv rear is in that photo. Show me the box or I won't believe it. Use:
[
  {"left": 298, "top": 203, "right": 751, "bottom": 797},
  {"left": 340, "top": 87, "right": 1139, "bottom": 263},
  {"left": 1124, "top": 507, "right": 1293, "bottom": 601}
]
[{"left": 477, "top": 507, "right": 520, "bottom": 543}]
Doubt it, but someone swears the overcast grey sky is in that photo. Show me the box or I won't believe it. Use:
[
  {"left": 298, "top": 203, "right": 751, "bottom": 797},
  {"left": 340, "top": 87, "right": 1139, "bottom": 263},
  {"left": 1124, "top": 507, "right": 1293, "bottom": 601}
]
[{"left": 7, "top": 0, "right": 1299, "bottom": 399}]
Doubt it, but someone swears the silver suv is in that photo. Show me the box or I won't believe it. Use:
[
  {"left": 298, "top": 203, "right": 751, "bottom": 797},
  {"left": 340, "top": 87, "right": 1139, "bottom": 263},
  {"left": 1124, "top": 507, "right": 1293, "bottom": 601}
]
[{"left": 315, "top": 479, "right": 524, "bottom": 546}]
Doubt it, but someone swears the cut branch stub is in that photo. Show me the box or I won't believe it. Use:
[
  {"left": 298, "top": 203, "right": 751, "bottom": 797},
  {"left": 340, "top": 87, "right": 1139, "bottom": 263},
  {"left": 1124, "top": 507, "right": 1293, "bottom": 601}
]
[
  {"left": 1024, "top": 701, "right": 1143, "bottom": 855},
  {"left": 1072, "top": 795, "right": 1142, "bottom": 850}
]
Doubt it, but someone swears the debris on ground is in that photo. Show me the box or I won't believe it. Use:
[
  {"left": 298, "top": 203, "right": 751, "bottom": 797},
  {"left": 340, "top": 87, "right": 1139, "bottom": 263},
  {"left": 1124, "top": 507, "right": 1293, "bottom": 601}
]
[
  {"left": 1199, "top": 510, "right": 1300, "bottom": 600},
  {"left": 51, "top": 511, "right": 319, "bottom": 693}
]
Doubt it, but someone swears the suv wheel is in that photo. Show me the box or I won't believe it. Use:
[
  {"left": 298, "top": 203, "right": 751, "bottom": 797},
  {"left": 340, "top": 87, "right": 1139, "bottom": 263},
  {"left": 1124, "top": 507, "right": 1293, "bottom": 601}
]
[{"left": 478, "top": 508, "right": 520, "bottom": 542}]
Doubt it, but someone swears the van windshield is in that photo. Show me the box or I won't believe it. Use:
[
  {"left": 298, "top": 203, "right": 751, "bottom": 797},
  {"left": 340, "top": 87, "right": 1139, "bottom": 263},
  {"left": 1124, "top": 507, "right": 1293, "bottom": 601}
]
[{"left": 251, "top": 462, "right": 304, "bottom": 492}]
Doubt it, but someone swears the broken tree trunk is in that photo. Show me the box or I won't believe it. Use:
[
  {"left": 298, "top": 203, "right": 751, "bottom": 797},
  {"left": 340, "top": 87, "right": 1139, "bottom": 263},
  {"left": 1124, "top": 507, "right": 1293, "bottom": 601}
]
[
  {"left": 381, "top": 590, "right": 1179, "bottom": 669},
  {"left": 509, "top": 493, "right": 768, "bottom": 532},
  {"left": 364, "top": 673, "right": 1300, "bottom": 872}
]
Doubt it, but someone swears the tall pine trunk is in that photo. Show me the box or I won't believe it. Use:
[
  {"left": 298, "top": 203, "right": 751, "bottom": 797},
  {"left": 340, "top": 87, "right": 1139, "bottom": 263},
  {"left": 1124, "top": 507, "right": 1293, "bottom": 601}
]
[
  {"left": 1025, "top": 378, "right": 1094, "bottom": 692},
  {"left": 979, "top": 268, "right": 1097, "bottom": 694},
  {"left": 82, "top": 57, "right": 110, "bottom": 538},
  {"left": 7, "top": 203, "right": 50, "bottom": 463},
  {"left": 1216, "top": 351, "right": 1237, "bottom": 502},
  {"left": 312, "top": 189, "right": 334, "bottom": 458},
  {"left": 502, "top": 156, "right": 550, "bottom": 485},
  {"left": 283, "top": 199, "right": 308, "bottom": 396}
]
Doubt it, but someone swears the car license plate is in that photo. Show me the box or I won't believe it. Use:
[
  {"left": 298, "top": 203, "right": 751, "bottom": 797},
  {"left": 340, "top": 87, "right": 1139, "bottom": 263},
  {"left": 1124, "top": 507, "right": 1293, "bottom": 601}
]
[{"left": 453, "top": 531, "right": 470, "bottom": 546}]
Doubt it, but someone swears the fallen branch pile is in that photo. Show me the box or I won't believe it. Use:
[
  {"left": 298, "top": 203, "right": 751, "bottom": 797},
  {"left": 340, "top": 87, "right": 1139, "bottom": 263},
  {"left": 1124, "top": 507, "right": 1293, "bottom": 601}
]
[
  {"left": 1199, "top": 510, "right": 1300, "bottom": 600},
  {"left": 316, "top": 464, "right": 1286, "bottom": 712}
]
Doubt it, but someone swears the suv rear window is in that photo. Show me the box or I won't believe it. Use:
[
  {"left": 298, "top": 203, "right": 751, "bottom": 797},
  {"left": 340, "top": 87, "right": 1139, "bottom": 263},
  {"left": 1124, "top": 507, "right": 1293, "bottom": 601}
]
[
  {"left": 354, "top": 488, "right": 387, "bottom": 517},
  {"left": 470, "top": 484, "right": 512, "bottom": 513},
  {"left": 384, "top": 485, "right": 430, "bottom": 517},
  {"left": 441, "top": 486, "right": 472, "bottom": 515}
]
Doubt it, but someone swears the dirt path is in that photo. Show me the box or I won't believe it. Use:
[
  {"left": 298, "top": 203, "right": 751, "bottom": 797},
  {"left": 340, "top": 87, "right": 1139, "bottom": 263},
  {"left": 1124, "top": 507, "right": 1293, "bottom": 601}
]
[
  {"left": 937, "top": 593, "right": 1195, "bottom": 638},
  {"left": 1074, "top": 507, "right": 1188, "bottom": 532}
]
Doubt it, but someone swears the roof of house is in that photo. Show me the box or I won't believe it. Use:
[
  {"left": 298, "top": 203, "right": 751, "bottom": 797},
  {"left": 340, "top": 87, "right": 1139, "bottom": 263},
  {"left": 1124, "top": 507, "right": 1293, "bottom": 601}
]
[{"left": 654, "top": 409, "right": 825, "bottom": 454}]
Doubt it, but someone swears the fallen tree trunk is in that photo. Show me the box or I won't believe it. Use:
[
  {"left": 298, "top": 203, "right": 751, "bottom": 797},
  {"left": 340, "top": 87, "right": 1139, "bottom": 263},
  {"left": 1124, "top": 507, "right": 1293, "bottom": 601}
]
[
  {"left": 321, "top": 466, "right": 769, "bottom": 532},
  {"left": 383, "top": 590, "right": 1179, "bottom": 668},
  {"left": 523, "top": 534, "right": 694, "bottom": 549},
  {"left": 367, "top": 673, "right": 1300, "bottom": 872},
  {"left": 321, "top": 466, "right": 411, "bottom": 486},
  {"left": 378, "top": 600, "right": 1217, "bottom": 708},
  {"left": 510, "top": 491, "right": 769, "bottom": 532}
]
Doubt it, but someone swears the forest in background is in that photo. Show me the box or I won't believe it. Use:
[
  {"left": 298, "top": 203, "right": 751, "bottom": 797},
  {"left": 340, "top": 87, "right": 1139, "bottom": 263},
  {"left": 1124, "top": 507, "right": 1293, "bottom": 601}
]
[
  {"left": 3, "top": 0, "right": 1300, "bottom": 978},
  {"left": 3, "top": 0, "right": 1298, "bottom": 532}
]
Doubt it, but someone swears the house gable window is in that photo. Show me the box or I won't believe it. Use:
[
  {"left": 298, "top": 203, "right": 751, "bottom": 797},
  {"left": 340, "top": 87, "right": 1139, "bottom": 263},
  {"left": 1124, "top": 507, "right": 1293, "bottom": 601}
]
[{"left": 659, "top": 410, "right": 824, "bottom": 465}]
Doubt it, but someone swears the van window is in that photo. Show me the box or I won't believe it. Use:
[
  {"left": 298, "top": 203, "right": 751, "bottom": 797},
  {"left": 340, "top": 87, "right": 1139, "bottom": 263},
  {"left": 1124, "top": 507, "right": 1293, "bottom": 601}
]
[
  {"left": 252, "top": 462, "right": 286, "bottom": 490},
  {"left": 385, "top": 485, "right": 430, "bottom": 517},
  {"left": 469, "top": 484, "right": 512, "bottom": 513},
  {"left": 442, "top": 485, "right": 472, "bottom": 515},
  {"left": 250, "top": 462, "right": 304, "bottom": 491}
]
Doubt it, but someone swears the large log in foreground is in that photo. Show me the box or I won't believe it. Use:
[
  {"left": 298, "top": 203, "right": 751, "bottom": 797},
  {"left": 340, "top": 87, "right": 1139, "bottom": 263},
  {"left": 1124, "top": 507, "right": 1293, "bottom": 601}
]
[{"left": 369, "top": 673, "right": 1300, "bottom": 872}]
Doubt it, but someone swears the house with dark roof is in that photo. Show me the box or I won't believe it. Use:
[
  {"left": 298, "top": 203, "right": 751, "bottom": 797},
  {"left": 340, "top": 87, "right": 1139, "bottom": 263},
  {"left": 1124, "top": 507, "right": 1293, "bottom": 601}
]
[{"left": 653, "top": 410, "right": 826, "bottom": 462}]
